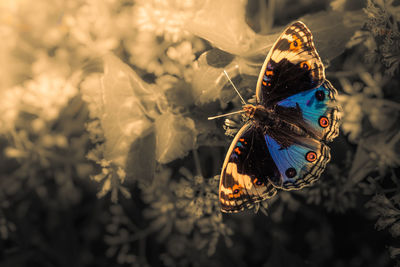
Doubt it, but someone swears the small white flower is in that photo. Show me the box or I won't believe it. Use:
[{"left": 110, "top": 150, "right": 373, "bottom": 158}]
[
  {"left": 133, "top": 0, "right": 200, "bottom": 42},
  {"left": 65, "top": 0, "right": 120, "bottom": 52},
  {"left": 167, "top": 41, "right": 195, "bottom": 66}
]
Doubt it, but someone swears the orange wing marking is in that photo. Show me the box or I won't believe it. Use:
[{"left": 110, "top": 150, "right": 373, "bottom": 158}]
[{"left": 290, "top": 35, "right": 302, "bottom": 51}]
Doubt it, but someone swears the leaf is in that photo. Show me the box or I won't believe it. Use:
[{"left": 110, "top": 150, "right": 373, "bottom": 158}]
[
  {"left": 162, "top": 78, "right": 195, "bottom": 108},
  {"left": 191, "top": 51, "right": 232, "bottom": 104},
  {"left": 184, "top": 0, "right": 256, "bottom": 55},
  {"left": 245, "top": 10, "right": 366, "bottom": 62},
  {"left": 345, "top": 142, "right": 376, "bottom": 190},
  {"left": 192, "top": 9, "right": 366, "bottom": 105},
  {"left": 205, "top": 48, "right": 235, "bottom": 68},
  {"left": 192, "top": 50, "right": 255, "bottom": 105},
  {"left": 125, "top": 125, "right": 156, "bottom": 183},
  {"left": 101, "top": 55, "right": 158, "bottom": 167},
  {"left": 155, "top": 112, "right": 197, "bottom": 164},
  {"left": 300, "top": 10, "right": 366, "bottom": 63},
  {"left": 81, "top": 54, "right": 166, "bottom": 174},
  {"left": 366, "top": 195, "right": 400, "bottom": 217}
]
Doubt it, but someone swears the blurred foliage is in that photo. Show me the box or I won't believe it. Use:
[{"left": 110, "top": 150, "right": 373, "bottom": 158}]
[{"left": 0, "top": 0, "right": 400, "bottom": 266}]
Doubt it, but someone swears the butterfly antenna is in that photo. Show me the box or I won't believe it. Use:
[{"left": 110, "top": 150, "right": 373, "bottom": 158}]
[
  {"left": 207, "top": 110, "right": 246, "bottom": 120},
  {"left": 207, "top": 71, "right": 248, "bottom": 120},
  {"left": 223, "top": 70, "right": 247, "bottom": 105}
]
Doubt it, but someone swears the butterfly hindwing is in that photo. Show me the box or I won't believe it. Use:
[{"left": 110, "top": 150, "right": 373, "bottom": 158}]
[
  {"left": 219, "top": 123, "right": 279, "bottom": 213},
  {"left": 277, "top": 80, "right": 341, "bottom": 142},
  {"left": 264, "top": 135, "right": 331, "bottom": 190},
  {"left": 255, "top": 21, "right": 325, "bottom": 106}
]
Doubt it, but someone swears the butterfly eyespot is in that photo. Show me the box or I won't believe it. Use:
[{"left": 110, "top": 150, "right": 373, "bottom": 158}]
[
  {"left": 290, "top": 36, "right": 302, "bottom": 50},
  {"left": 319, "top": 116, "right": 329, "bottom": 128},
  {"left": 285, "top": 167, "right": 297, "bottom": 178},
  {"left": 305, "top": 151, "right": 317, "bottom": 162},
  {"left": 315, "top": 90, "right": 325, "bottom": 101},
  {"left": 300, "top": 62, "right": 310, "bottom": 70},
  {"left": 230, "top": 184, "right": 243, "bottom": 196},
  {"left": 253, "top": 178, "right": 263, "bottom": 186}
]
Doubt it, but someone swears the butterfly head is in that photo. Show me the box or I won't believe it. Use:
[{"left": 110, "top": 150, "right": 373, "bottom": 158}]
[{"left": 243, "top": 104, "right": 256, "bottom": 118}]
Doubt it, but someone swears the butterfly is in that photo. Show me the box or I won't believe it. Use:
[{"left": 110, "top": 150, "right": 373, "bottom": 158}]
[{"left": 218, "top": 21, "right": 341, "bottom": 213}]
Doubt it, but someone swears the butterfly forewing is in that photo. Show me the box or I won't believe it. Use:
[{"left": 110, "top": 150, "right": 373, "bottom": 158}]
[{"left": 255, "top": 21, "right": 325, "bottom": 106}]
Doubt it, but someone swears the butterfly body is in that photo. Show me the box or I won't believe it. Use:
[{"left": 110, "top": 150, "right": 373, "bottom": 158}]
[
  {"left": 244, "top": 104, "right": 314, "bottom": 147},
  {"left": 218, "top": 21, "right": 341, "bottom": 213}
]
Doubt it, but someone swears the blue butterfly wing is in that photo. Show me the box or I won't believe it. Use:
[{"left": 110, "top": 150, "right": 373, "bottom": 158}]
[
  {"left": 277, "top": 80, "right": 341, "bottom": 142},
  {"left": 265, "top": 134, "right": 331, "bottom": 190},
  {"left": 263, "top": 79, "right": 340, "bottom": 189}
]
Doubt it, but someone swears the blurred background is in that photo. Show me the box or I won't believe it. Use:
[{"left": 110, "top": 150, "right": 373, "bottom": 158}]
[{"left": 1, "top": 0, "right": 400, "bottom": 266}]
